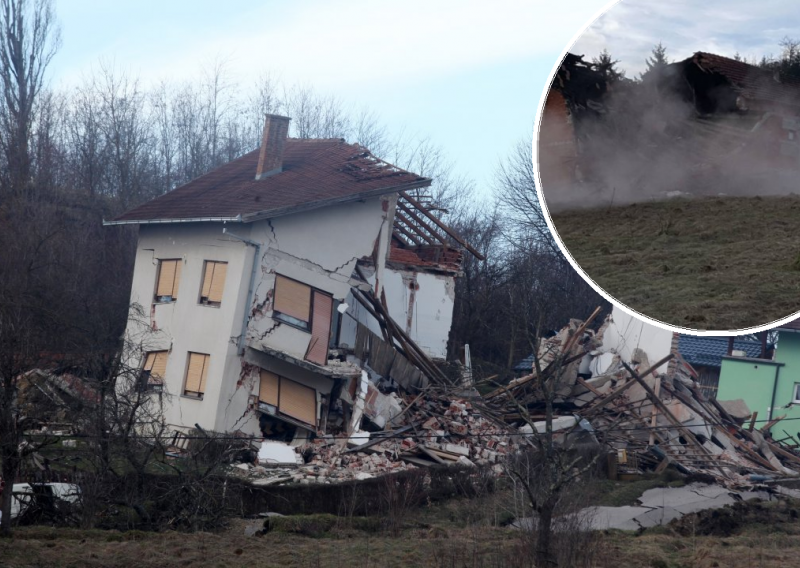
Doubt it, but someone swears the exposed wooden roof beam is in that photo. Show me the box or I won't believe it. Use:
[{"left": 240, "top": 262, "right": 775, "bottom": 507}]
[
  {"left": 392, "top": 224, "right": 423, "bottom": 246},
  {"left": 399, "top": 191, "right": 486, "bottom": 260},
  {"left": 394, "top": 210, "right": 438, "bottom": 245},
  {"left": 396, "top": 202, "right": 447, "bottom": 245}
]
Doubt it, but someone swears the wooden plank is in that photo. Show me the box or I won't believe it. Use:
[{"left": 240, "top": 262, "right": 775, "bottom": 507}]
[
  {"left": 621, "top": 361, "right": 730, "bottom": 479},
  {"left": 748, "top": 411, "right": 758, "bottom": 432},
  {"left": 583, "top": 354, "right": 674, "bottom": 416},
  {"left": 418, "top": 445, "right": 446, "bottom": 464},
  {"left": 399, "top": 191, "right": 486, "bottom": 260}
]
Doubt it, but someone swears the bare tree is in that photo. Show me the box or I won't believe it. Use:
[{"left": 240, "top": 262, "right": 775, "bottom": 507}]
[
  {"left": 0, "top": 0, "right": 60, "bottom": 197},
  {"left": 501, "top": 310, "right": 603, "bottom": 567},
  {"left": 495, "top": 137, "right": 558, "bottom": 255}
]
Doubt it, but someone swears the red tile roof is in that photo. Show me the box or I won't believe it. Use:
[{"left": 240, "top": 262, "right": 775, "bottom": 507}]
[
  {"left": 111, "top": 139, "right": 431, "bottom": 224},
  {"left": 692, "top": 52, "right": 800, "bottom": 108}
]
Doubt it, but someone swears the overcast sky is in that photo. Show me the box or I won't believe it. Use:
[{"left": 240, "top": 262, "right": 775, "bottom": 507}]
[
  {"left": 49, "top": 0, "right": 613, "bottom": 197},
  {"left": 573, "top": 0, "right": 800, "bottom": 77}
]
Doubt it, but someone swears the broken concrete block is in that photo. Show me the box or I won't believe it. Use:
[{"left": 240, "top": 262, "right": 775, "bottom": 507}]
[
  {"left": 443, "top": 443, "right": 470, "bottom": 456},
  {"left": 458, "top": 456, "right": 476, "bottom": 467},
  {"left": 258, "top": 442, "right": 298, "bottom": 466},
  {"left": 717, "top": 399, "right": 751, "bottom": 421}
]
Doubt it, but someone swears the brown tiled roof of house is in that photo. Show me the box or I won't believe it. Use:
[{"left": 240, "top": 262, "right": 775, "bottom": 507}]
[
  {"left": 692, "top": 52, "right": 800, "bottom": 107},
  {"left": 110, "top": 139, "right": 431, "bottom": 224}
]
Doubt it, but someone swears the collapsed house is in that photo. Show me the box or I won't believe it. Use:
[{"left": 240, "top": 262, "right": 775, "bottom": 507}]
[
  {"left": 539, "top": 51, "right": 800, "bottom": 211},
  {"left": 106, "top": 115, "right": 509, "bottom": 481},
  {"left": 491, "top": 308, "right": 800, "bottom": 487}
]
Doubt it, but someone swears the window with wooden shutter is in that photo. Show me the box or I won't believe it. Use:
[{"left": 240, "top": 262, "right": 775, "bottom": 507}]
[
  {"left": 155, "top": 259, "right": 182, "bottom": 302},
  {"left": 259, "top": 370, "right": 279, "bottom": 407},
  {"left": 141, "top": 350, "right": 168, "bottom": 391},
  {"left": 273, "top": 275, "right": 311, "bottom": 329},
  {"left": 305, "top": 291, "right": 333, "bottom": 365},
  {"left": 200, "top": 261, "right": 228, "bottom": 306},
  {"left": 184, "top": 352, "right": 210, "bottom": 398},
  {"left": 278, "top": 378, "right": 316, "bottom": 426}
]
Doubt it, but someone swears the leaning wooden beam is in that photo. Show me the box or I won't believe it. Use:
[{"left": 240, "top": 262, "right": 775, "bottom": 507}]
[
  {"left": 351, "top": 288, "right": 392, "bottom": 343},
  {"left": 663, "top": 384, "right": 779, "bottom": 472},
  {"left": 399, "top": 191, "right": 486, "bottom": 260},
  {"left": 621, "top": 361, "right": 730, "bottom": 479},
  {"left": 396, "top": 201, "right": 447, "bottom": 244},
  {"left": 394, "top": 210, "right": 437, "bottom": 244},
  {"left": 392, "top": 225, "right": 423, "bottom": 246},
  {"left": 582, "top": 354, "right": 674, "bottom": 417},
  {"left": 561, "top": 306, "right": 603, "bottom": 355}
]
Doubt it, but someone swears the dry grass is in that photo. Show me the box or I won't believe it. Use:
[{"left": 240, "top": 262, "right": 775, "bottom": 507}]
[
  {"left": 552, "top": 195, "right": 800, "bottom": 330},
  {"left": 3, "top": 517, "right": 800, "bottom": 568}
]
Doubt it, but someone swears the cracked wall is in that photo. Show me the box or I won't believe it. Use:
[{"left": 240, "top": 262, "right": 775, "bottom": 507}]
[
  {"left": 245, "top": 197, "right": 388, "bottom": 362},
  {"left": 124, "top": 223, "right": 256, "bottom": 434}
]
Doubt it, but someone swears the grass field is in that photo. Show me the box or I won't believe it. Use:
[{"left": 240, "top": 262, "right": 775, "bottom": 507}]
[
  {"left": 2, "top": 487, "right": 799, "bottom": 568},
  {"left": 552, "top": 195, "right": 800, "bottom": 330}
]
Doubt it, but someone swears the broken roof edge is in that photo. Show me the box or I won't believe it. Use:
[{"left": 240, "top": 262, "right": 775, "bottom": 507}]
[
  {"left": 241, "top": 178, "right": 433, "bottom": 223},
  {"left": 102, "top": 215, "right": 243, "bottom": 227},
  {"left": 104, "top": 179, "right": 433, "bottom": 227},
  {"left": 385, "top": 258, "right": 461, "bottom": 276}
]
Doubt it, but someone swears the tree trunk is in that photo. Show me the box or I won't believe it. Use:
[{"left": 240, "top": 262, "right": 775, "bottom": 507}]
[
  {"left": 0, "top": 443, "right": 19, "bottom": 536},
  {"left": 535, "top": 496, "right": 557, "bottom": 567}
]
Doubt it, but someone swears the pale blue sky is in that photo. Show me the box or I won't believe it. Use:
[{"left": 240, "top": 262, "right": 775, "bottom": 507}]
[
  {"left": 574, "top": 0, "right": 800, "bottom": 77},
  {"left": 48, "top": 0, "right": 612, "bottom": 196}
]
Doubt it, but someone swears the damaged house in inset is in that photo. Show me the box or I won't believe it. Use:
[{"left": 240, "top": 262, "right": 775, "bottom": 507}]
[
  {"left": 538, "top": 51, "right": 800, "bottom": 211},
  {"left": 106, "top": 115, "right": 484, "bottom": 469}
]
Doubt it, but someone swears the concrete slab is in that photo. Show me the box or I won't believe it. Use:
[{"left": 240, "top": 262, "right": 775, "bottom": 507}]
[{"left": 587, "top": 506, "right": 654, "bottom": 531}]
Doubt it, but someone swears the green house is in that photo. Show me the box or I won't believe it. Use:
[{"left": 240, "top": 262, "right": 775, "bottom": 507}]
[{"left": 717, "top": 320, "right": 800, "bottom": 440}]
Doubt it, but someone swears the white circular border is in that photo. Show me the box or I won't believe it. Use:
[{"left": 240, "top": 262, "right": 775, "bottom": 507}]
[{"left": 532, "top": 0, "right": 800, "bottom": 337}]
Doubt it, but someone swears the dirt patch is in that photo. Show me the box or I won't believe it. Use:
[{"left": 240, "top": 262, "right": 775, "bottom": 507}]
[
  {"left": 669, "top": 499, "right": 800, "bottom": 538},
  {"left": 552, "top": 195, "right": 800, "bottom": 330}
]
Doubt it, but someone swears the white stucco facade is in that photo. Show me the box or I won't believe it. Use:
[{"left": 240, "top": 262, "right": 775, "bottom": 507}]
[
  {"left": 122, "top": 192, "right": 461, "bottom": 438},
  {"left": 600, "top": 305, "right": 674, "bottom": 374}
]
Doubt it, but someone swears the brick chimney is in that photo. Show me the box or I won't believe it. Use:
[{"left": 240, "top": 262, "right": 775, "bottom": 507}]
[{"left": 255, "top": 114, "right": 291, "bottom": 180}]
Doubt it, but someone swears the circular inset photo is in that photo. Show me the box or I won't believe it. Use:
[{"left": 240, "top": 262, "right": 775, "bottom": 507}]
[{"left": 536, "top": 0, "right": 800, "bottom": 332}]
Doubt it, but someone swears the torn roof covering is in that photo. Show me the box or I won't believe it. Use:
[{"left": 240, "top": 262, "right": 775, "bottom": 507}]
[
  {"left": 387, "top": 242, "right": 463, "bottom": 272},
  {"left": 688, "top": 52, "right": 800, "bottom": 108},
  {"left": 678, "top": 335, "right": 766, "bottom": 368},
  {"left": 110, "top": 139, "right": 431, "bottom": 224}
]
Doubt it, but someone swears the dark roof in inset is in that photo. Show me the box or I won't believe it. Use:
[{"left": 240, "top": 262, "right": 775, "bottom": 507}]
[
  {"left": 777, "top": 318, "right": 800, "bottom": 332},
  {"left": 110, "top": 139, "right": 431, "bottom": 224},
  {"left": 678, "top": 335, "right": 765, "bottom": 368},
  {"left": 691, "top": 52, "right": 800, "bottom": 107}
]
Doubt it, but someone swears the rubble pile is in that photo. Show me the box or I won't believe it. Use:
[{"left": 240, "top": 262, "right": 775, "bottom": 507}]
[
  {"left": 485, "top": 310, "right": 800, "bottom": 488},
  {"left": 234, "top": 393, "right": 520, "bottom": 485},
  {"left": 234, "top": 305, "right": 800, "bottom": 489}
]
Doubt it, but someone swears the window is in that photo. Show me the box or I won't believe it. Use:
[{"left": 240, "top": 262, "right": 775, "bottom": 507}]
[
  {"left": 273, "top": 275, "right": 312, "bottom": 329},
  {"left": 155, "top": 259, "right": 182, "bottom": 303},
  {"left": 184, "top": 352, "right": 210, "bottom": 398},
  {"left": 272, "top": 274, "right": 334, "bottom": 366},
  {"left": 199, "top": 261, "right": 228, "bottom": 306},
  {"left": 140, "top": 351, "right": 168, "bottom": 392},
  {"left": 258, "top": 369, "right": 317, "bottom": 426},
  {"left": 793, "top": 383, "right": 800, "bottom": 404}
]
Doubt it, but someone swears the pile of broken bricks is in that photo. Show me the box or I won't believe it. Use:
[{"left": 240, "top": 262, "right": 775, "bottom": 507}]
[{"left": 233, "top": 394, "right": 521, "bottom": 486}]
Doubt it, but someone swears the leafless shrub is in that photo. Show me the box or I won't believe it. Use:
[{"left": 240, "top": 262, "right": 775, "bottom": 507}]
[{"left": 379, "top": 469, "right": 427, "bottom": 536}]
